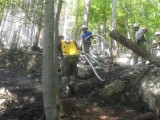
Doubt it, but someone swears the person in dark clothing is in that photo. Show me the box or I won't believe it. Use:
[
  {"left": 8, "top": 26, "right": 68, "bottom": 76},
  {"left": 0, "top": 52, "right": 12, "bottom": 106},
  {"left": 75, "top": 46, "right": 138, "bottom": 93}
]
[{"left": 58, "top": 35, "right": 64, "bottom": 59}]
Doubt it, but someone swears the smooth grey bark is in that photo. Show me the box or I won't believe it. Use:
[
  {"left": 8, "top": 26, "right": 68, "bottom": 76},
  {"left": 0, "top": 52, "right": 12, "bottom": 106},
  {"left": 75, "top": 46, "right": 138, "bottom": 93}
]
[
  {"left": 43, "top": 0, "right": 58, "bottom": 119},
  {"left": 54, "top": 0, "right": 64, "bottom": 115},
  {"left": 30, "top": 23, "right": 35, "bottom": 46},
  {"left": 10, "top": 31, "right": 17, "bottom": 49},
  {"left": 103, "top": 22, "right": 109, "bottom": 50},
  {"left": 32, "top": 17, "right": 43, "bottom": 51},
  {"left": 74, "top": 0, "right": 80, "bottom": 42},
  {"left": 110, "top": 0, "right": 117, "bottom": 66},
  {"left": 97, "top": 24, "right": 102, "bottom": 52},
  {"left": 54, "top": 0, "right": 63, "bottom": 92},
  {"left": 32, "top": 19, "right": 42, "bottom": 48},
  {"left": 82, "top": 0, "right": 90, "bottom": 26},
  {"left": 63, "top": 0, "right": 70, "bottom": 38},
  {"left": 111, "top": 0, "right": 117, "bottom": 31},
  {"left": 10, "top": 26, "right": 22, "bottom": 49},
  {"left": 0, "top": 9, "right": 9, "bottom": 47},
  {"left": 32, "top": 0, "right": 44, "bottom": 50}
]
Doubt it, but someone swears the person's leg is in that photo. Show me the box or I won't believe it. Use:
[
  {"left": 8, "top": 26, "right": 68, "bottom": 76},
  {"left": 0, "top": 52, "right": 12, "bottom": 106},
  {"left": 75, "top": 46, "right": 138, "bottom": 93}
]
[
  {"left": 69, "top": 57, "right": 78, "bottom": 95},
  {"left": 62, "top": 57, "right": 70, "bottom": 77},
  {"left": 133, "top": 52, "right": 138, "bottom": 65},
  {"left": 61, "top": 57, "right": 71, "bottom": 96},
  {"left": 84, "top": 42, "right": 91, "bottom": 65},
  {"left": 84, "top": 42, "right": 91, "bottom": 53},
  {"left": 70, "top": 57, "right": 78, "bottom": 77},
  {"left": 139, "top": 41, "right": 146, "bottom": 65}
]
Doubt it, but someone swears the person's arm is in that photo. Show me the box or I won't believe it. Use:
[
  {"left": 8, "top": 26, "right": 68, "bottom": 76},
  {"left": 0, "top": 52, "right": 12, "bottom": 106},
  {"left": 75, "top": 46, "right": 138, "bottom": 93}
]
[
  {"left": 91, "top": 35, "right": 94, "bottom": 39},
  {"left": 83, "top": 32, "right": 93, "bottom": 41},
  {"left": 143, "top": 28, "right": 148, "bottom": 34},
  {"left": 84, "top": 35, "right": 91, "bottom": 41}
]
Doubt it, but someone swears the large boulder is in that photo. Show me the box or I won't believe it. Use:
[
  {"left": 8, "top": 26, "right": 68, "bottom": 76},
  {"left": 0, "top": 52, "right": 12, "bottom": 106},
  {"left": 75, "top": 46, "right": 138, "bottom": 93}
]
[
  {"left": 99, "top": 80, "right": 125, "bottom": 97},
  {"left": 140, "top": 67, "right": 160, "bottom": 113},
  {"left": 77, "top": 63, "right": 93, "bottom": 79}
]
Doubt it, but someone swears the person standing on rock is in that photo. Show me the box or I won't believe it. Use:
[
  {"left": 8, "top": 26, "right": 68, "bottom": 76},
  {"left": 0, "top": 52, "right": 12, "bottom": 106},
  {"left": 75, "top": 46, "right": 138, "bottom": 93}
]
[
  {"left": 133, "top": 23, "right": 148, "bottom": 65},
  {"left": 81, "top": 25, "right": 94, "bottom": 53},
  {"left": 60, "top": 38, "right": 80, "bottom": 97}
]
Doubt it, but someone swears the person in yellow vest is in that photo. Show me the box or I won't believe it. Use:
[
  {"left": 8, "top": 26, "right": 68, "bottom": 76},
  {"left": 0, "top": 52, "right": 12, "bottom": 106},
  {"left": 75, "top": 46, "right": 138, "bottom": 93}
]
[{"left": 60, "top": 38, "right": 80, "bottom": 97}]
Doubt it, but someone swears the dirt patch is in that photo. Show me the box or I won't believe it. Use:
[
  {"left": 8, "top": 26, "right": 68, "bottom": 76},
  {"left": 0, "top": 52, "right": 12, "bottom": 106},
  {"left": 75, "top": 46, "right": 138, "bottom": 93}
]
[{"left": 0, "top": 64, "right": 151, "bottom": 120}]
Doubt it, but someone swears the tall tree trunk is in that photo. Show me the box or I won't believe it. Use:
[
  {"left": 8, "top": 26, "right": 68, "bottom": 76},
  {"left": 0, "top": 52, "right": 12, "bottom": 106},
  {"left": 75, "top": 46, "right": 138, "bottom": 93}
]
[
  {"left": 10, "top": 30, "right": 17, "bottom": 49},
  {"left": 29, "top": 0, "right": 38, "bottom": 47},
  {"left": 54, "top": 0, "right": 63, "bottom": 115},
  {"left": 110, "top": 0, "right": 117, "bottom": 66},
  {"left": 15, "top": 26, "right": 22, "bottom": 49},
  {"left": 32, "top": 21, "right": 41, "bottom": 47},
  {"left": 102, "top": 21, "right": 108, "bottom": 51},
  {"left": 0, "top": 9, "right": 9, "bottom": 48},
  {"left": 32, "top": 18, "right": 42, "bottom": 51},
  {"left": 32, "top": 0, "right": 44, "bottom": 50},
  {"left": 82, "top": 0, "right": 90, "bottom": 26},
  {"left": 10, "top": 25, "right": 22, "bottom": 49},
  {"left": 63, "top": 0, "right": 70, "bottom": 39},
  {"left": 43, "top": 0, "right": 58, "bottom": 119},
  {"left": 54, "top": 0, "right": 63, "bottom": 69},
  {"left": 122, "top": 2, "right": 131, "bottom": 39},
  {"left": 74, "top": 0, "right": 80, "bottom": 42},
  {"left": 97, "top": 24, "right": 102, "bottom": 53}
]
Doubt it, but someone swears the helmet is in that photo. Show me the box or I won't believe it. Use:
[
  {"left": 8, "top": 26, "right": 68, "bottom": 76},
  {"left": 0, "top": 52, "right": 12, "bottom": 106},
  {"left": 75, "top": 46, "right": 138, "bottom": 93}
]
[
  {"left": 81, "top": 25, "right": 88, "bottom": 30},
  {"left": 155, "top": 32, "right": 160, "bottom": 36},
  {"left": 152, "top": 40, "right": 158, "bottom": 44},
  {"left": 133, "top": 23, "right": 139, "bottom": 28}
]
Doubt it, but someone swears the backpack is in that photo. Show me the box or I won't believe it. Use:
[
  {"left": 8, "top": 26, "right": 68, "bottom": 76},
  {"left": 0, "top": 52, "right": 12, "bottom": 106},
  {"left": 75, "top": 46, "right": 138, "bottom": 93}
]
[{"left": 61, "top": 40, "right": 80, "bottom": 56}]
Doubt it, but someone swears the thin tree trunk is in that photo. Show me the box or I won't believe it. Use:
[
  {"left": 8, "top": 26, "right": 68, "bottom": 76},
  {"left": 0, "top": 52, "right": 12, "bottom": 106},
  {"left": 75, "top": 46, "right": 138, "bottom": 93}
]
[
  {"left": 29, "top": 22, "right": 35, "bottom": 46},
  {"left": 63, "top": 0, "right": 70, "bottom": 38},
  {"left": 82, "top": 0, "right": 90, "bottom": 26},
  {"left": 74, "top": 0, "right": 79, "bottom": 42},
  {"left": 32, "top": 0, "right": 44, "bottom": 50},
  {"left": 103, "top": 21, "right": 108, "bottom": 50},
  {"left": 54, "top": 0, "right": 63, "bottom": 74},
  {"left": 111, "top": 0, "right": 117, "bottom": 51},
  {"left": 0, "top": 9, "right": 9, "bottom": 48},
  {"left": 110, "top": 0, "right": 117, "bottom": 66},
  {"left": 54, "top": 0, "right": 63, "bottom": 115},
  {"left": 15, "top": 26, "right": 22, "bottom": 49},
  {"left": 97, "top": 24, "right": 101, "bottom": 53},
  {"left": 7, "top": 11, "right": 14, "bottom": 47},
  {"left": 43, "top": 0, "right": 58, "bottom": 119},
  {"left": 10, "top": 31, "right": 17, "bottom": 49}
]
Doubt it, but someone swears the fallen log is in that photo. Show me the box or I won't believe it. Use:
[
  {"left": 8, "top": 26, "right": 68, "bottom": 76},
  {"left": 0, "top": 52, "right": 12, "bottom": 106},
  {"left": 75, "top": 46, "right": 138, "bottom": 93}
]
[
  {"left": 77, "top": 80, "right": 103, "bottom": 89},
  {"left": 109, "top": 30, "right": 160, "bottom": 67}
]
